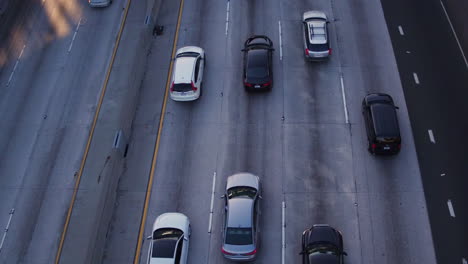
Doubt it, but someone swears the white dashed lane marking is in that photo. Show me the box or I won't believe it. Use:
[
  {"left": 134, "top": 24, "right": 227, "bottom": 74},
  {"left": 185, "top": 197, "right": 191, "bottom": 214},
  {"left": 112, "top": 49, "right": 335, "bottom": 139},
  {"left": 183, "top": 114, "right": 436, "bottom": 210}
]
[
  {"left": 282, "top": 201, "right": 286, "bottom": 264},
  {"left": 208, "top": 172, "right": 217, "bottom": 233},
  {"left": 225, "top": 1, "right": 230, "bottom": 35},
  {"left": 398, "top": 25, "right": 405, "bottom": 35},
  {"left": 428, "top": 129, "right": 436, "bottom": 143},
  {"left": 413, "top": 72, "right": 420, "bottom": 84},
  {"left": 278, "top": 20, "right": 283, "bottom": 61},
  {"left": 447, "top": 200, "right": 456, "bottom": 217}
]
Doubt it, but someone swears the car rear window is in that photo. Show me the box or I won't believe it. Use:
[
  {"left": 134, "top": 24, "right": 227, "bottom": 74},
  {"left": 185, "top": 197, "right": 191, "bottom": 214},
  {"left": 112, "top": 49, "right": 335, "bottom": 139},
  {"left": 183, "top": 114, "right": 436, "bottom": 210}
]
[
  {"left": 172, "top": 83, "right": 192, "bottom": 92},
  {"left": 225, "top": 227, "right": 253, "bottom": 245}
]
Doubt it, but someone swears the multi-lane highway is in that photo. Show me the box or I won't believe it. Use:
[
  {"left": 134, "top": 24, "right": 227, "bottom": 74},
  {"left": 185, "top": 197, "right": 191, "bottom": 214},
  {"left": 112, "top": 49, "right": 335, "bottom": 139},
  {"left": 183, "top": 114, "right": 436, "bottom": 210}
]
[{"left": 0, "top": 0, "right": 465, "bottom": 263}]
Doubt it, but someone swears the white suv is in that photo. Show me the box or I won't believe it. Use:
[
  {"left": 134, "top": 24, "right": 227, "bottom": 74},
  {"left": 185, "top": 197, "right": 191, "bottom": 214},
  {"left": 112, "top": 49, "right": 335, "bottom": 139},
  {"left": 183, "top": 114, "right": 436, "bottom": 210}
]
[{"left": 170, "top": 46, "right": 205, "bottom": 101}]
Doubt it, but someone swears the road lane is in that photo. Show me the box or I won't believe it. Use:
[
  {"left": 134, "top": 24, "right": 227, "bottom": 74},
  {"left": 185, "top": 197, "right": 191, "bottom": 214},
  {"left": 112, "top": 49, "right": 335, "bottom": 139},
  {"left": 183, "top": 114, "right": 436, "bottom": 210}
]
[
  {"left": 380, "top": 0, "right": 468, "bottom": 262},
  {"left": 104, "top": 0, "right": 437, "bottom": 264},
  {"left": 0, "top": 0, "right": 125, "bottom": 262}
]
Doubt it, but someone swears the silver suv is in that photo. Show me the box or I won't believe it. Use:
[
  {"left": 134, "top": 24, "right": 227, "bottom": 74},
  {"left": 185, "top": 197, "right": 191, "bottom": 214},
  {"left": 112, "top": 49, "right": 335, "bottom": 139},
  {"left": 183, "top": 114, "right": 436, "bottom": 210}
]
[
  {"left": 302, "top": 11, "right": 331, "bottom": 60},
  {"left": 221, "top": 173, "right": 261, "bottom": 262}
]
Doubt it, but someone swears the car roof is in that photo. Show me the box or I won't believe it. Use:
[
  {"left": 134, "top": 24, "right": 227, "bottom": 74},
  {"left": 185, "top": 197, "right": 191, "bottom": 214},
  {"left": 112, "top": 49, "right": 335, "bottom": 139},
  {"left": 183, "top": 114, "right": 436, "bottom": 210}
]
[
  {"left": 227, "top": 173, "right": 259, "bottom": 190},
  {"left": 227, "top": 198, "right": 254, "bottom": 228},
  {"left": 173, "top": 57, "right": 196, "bottom": 84},
  {"left": 371, "top": 104, "right": 400, "bottom": 137},
  {"left": 307, "top": 21, "right": 327, "bottom": 44}
]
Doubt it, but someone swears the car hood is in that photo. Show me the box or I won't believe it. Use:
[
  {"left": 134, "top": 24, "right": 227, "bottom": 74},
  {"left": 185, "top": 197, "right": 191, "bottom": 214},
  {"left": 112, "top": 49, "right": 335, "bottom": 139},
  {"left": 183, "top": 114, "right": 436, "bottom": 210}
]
[
  {"left": 153, "top": 213, "right": 189, "bottom": 233},
  {"left": 227, "top": 173, "right": 259, "bottom": 190}
]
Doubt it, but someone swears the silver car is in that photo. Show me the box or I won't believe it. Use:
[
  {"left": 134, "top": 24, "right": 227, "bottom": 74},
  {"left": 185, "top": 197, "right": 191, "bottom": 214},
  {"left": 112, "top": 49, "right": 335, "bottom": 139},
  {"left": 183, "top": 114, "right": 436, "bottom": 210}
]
[
  {"left": 302, "top": 10, "right": 331, "bottom": 60},
  {"left": 221, "top": 173, "right": 261, "bottom": 262}
]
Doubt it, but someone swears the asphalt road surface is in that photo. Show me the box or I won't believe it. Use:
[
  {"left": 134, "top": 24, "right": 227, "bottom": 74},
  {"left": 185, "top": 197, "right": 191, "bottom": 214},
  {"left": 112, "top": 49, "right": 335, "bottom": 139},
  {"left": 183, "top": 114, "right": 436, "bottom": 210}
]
[
  {"left": 0, "top": 0, "right": 124, "bottom": 263},
  {"left": 380, "top": 0, "right": 468, "bottom": 263},
  {"left": 102, "top": 0, "right": 435, "bottom": 263},
  {"left": 1, "top": 0, "right": 460, "bottom": 263}
]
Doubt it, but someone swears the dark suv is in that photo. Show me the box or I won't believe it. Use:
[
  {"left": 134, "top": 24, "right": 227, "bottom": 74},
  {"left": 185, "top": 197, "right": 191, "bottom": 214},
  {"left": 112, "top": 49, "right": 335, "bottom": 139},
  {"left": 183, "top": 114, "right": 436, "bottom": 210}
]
[{"left": 362, "top": 93, "right": 401, "bottom": 155}]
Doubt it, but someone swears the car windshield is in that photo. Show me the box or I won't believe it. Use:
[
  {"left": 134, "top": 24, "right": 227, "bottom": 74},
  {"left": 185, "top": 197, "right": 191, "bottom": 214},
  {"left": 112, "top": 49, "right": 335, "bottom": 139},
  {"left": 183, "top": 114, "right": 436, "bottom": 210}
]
[
  {"left": 151, "top": 228, "right": 183, "bottom": 258},
  {"left": 176, "top": 52, "right": 199, "bottom": 58},
  {"left": 247, "top": 50, "right": 268, "bottom": 78},
  {"left": 227, "top": 186, "right": 257, "bottom": 199},
  {"left": 225, "top": 227, "right": 253, "bottom": 245}
]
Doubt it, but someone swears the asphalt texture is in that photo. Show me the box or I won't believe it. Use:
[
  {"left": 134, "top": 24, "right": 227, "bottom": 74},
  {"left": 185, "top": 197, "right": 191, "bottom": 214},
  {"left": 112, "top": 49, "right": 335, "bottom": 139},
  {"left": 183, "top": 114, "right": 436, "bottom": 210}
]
[
  {"left": 380, "top": 0, "right": 468, "bottom": 262},
  {"left": 103, "top": 0, "right": 436, "bottom": 263}
]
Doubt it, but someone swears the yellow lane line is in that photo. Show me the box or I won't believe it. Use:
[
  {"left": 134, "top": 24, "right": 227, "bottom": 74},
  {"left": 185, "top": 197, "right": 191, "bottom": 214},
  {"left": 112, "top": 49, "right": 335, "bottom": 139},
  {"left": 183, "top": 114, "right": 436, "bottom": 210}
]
[
  {"left": 133, "top": 0, "right": 185, "bottom": 262},
  {"left": 54, "top": 0, "right": 133, "bottom": 263}
]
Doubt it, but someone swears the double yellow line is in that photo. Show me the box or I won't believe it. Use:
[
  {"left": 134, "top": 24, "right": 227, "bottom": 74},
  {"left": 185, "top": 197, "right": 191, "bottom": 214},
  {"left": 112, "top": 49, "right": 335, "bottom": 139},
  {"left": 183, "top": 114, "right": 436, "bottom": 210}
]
[{"left": 54, "top": 0, "right": 186, "bottom": 263}]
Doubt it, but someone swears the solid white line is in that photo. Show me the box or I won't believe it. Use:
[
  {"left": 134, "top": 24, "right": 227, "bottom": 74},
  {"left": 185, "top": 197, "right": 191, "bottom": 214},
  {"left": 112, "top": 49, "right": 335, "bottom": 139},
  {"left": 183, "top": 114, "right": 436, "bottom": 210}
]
[
  {"left": 413, "top": 72, "right": 420, "bottom": 84},
  {"left": 340, "top": 75, "right": 349, "bottom": 124},
  {"left": 18, "top": 45, "right": 26, "bottom": 59},
  {"left": 225, "top": 1, "right": 230, "bottom": 35},
  {"left": 428, "top": 129, "right": 436, "bottom": 143},
  {"left": 398, "top": 25, "right": 404, "bottom": 36},
  {"left": 6, "top": 45, "right": 26, "bottom": 87},
  {"left": 208, "top": 172, "right": 217, "bottom": 233},
  {"left": 440, "top": 0, "right": 468, "bottom": 69},
  {"left": 281, "top": 201, "right": 286, "bottom": 264},
  {"left": 447, "top": 199, "right": 456, "bottom": 217},
  {"left": 278, "top": 20, "right": 283, "bottom": 60},
  {"left": 0, "top": 209, "right": 15, "bottom": 253},
  {"left": 68, "top": 18, "right": 82, "bottom": 52}
]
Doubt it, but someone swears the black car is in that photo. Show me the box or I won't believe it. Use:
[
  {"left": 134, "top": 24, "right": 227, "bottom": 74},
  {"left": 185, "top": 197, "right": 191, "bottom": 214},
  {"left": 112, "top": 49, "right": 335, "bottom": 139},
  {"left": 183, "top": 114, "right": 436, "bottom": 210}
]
[
  {"left": 362, "top": 93, "right": 401, "bottom": 155},
  {"left": 301, "top": 224, "right": 347, "bottom": 264},
  {"left": 242, "top": 35, "right": 274, "bottom": 91}
]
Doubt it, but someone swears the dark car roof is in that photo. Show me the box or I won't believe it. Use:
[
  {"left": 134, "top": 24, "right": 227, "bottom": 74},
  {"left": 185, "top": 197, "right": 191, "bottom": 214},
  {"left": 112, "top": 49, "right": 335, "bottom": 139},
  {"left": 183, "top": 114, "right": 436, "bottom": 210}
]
[
  {"left": 371, "top": 104, "right": 400, "bottom": 138},
  {"left": 247, "top": 49, "right": 268, "bottom": 66}
]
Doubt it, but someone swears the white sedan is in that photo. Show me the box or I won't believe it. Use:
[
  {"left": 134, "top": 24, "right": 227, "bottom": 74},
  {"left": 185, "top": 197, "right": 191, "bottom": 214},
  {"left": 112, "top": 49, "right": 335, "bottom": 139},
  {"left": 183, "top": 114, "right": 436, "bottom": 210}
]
[{"left": 147, "top": 213, "right": 191, "bottom": 264}]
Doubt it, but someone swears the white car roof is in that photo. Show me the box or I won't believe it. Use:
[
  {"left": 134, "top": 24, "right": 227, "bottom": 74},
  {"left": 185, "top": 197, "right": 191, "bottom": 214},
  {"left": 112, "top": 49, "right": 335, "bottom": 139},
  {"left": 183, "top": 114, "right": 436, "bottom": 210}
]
[
  {"left": 173, "top": 57, "right": 196, "bottom": 84},
  {"left": 153, "top": 213, "right": 189, "bottom": 233}
]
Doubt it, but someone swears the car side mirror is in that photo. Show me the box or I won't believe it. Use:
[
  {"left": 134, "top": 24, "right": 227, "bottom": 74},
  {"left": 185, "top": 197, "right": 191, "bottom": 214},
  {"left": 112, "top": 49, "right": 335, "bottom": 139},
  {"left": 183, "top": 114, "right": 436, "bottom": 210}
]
[
  {"left": 395, "top": 106, "right": 399, "bottom": 110},
  {"left": 147, "top": 235, "right": 152, "bottom": 240},
  {"left": 241, "top": 49, "right": 246, "bottom": 52},
  {"left": 220, "top": 194, "right": 225, "bottom": 199},
  {"left": 342, "top": 251, "right": 348, "bottom": 256},
  {"left": 184, "top": 237, "right": 188, "bottom": 241},
  {"left": 258, "top": 195, "right": 263, "bottom": 199}
]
